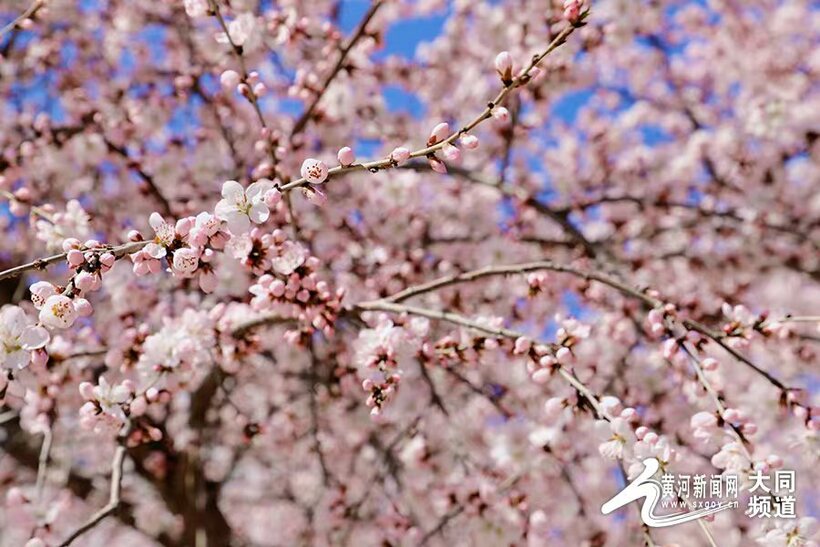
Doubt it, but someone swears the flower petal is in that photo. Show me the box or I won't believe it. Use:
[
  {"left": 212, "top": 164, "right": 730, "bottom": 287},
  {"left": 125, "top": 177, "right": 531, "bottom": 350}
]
[
  {"left": 6, "top": 349, "right": 30, "bottom": 370},
  {"left": 0, "top": 306, "right": 28, "bottom": 337},
  {"left": 149, "top": 212, "right": 165, "bottom": 231},
  {"left": 111, "top": 385, "right": 131, "bottom": 404},
  {"left": 19, "top": 325, "right": 49, "bottom": 350},
  {"left": 248, "top": 202, "right": 269, "bottom": 225},
  {"left": 29, "top": 281, "right": 58, "bottom": 310},
  {"left": 144, "top": 243, "right": 167, "bottom": 259},
  {"left": 246, "top": 179, "right": 273, "bottom": 201},
  {"left": 221, "top": 180, "right": 244, "bottom": 202},
  {"left": 225, "top": 211, "right": 251, "bottom": 234},
  {"left": 214, "top": 199, "right": 236, "bottom": 218}
]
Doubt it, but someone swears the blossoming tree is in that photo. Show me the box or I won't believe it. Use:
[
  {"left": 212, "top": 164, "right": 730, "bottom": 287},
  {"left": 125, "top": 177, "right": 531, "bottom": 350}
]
[{"left": 0, "top": 0, "right": 817, "bottom": 545}]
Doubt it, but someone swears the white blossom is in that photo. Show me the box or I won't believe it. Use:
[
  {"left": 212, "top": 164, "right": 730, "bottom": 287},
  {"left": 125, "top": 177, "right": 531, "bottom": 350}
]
[
  {"left": 39, "top": 294, "right": 78, "bottom": 329},
  {"left": 0, "top": 306, "right": 49, "bottom": 370},
  {"left": 214, "top": 180, "right": 272, "bottom": 234}
]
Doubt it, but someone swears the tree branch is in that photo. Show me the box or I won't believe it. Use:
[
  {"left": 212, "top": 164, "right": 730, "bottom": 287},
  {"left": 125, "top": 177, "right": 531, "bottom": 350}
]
[
  {"left": 0, "top": 0, "right": 44, "bottom": 38},
  {"left": 279, "top": 23, "right": 578, "bottom": 192},
  {"left": 56, "top": 442, "right": 127, "bottom": 547},
  {"left": 290, "top": 0, "right": 384, "bottom": 138},
  {"left": 0, "top": 240, "right": 148, "bottom": 283},
  {"left": 358, "top": 260, "right": 797, "bottom": 394}
]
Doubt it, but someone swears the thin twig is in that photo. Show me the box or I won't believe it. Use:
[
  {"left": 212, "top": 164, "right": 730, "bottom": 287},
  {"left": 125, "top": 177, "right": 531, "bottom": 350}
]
[
  {"left": 677, "top": 342, "right": 753, "bottom": 462},
  {"left": 682, "top": 319, "right": 788, "bottom": 391},
  {"left": 358, "top": 301, "right": 717, "bottom": 547},
  {"left": 290, "top": 1, "right": 384, "bottom": 138},
  {"left": 35, "top": 428, "right": 52, "bottom": 503},
  {"left": 206, "top": 0, "right": 280, "bottom": 175},
  {"left": 1, "top": 189, "right": 54, "bottom": 222},
  {"left": 374, "top": 260, "right": 656, "bottom": 307},
  {"left": 0, "top": 240, "right": 148, "bottom": 283},
  {"left": 0, "top": 0, "right": 44, "bottom": 38},
  {"left": 356, "top": 300, "right": 535, "bottom": 341},
  {"left": 56, "top": 442, "right": 127, "bottom": 547},
  {"left": 102, "top": 138, "right": 172, "bottom": 215},
  {"left": 358, "top": 260, "right": 793, "bottom": 393},
  {"left": 279, "top": 23, "right": 578, "bottom": 192},
  {"left": 777, "top": 316, "right": 820, "bottom": 324}
]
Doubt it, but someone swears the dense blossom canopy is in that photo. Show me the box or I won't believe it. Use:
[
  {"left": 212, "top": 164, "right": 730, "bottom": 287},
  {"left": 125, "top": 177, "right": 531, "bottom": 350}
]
[{"left": 0, "top": 0, "right": 818, "bottom": 546}]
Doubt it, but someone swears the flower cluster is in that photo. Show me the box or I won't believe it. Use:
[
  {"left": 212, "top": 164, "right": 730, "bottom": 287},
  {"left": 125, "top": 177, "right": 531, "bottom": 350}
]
[
  {"left": 215, "top": 180, "right": 279, "bottom": 234},
  {"left": 78, "top": 377, "right": 134, "bottom": 434},
  {"left": 0, "top": 1, "right": 817, "bottom": 544},
  {"left": 33, "top": 199, "right": 91, "bottom": 251},
  {"left": 512, "top": 317, "right": 591, "bottom": 383},
  {"left": 243, "top": 231, "right": 343, "bottom": 337},
  {"left": 137, "top": 309, "right": 216, "bottom": 381},
  {"left": 0, "top": 306, "right": 48, "bottom": 375},
  {"left": 355, "top": 317, "right": 429, "bottom": 416},
  {"left": 130, "top": 211, "right": 229, "bottom": 293}
]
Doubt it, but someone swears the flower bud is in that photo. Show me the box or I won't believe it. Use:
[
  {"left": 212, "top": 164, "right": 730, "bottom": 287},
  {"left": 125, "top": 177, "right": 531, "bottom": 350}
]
[
  {"left": 460, "top": 134, "right": 479, "bottom": 149},
  {"left": 67, "top": 249, "right": 85, "bottom": 266},
  {"left": 253, "top": 82, "right": 267, "bottom": 96},
  {"left": 99, "top": 252, "right": 116, "bottom": 270},
  {"left": 492, "top": 106, "right": 510, "bottom": 123},
  {"left": 130, "top": 396, "right": 148, "bottom": 417},
  {"left": 429, "top": 156, "right": 447, "bottom": 174},
  {"left": 441, "top": 143, "right": 461, "bottom": 162},
  {"left": 300, "top": 158, "right": 329, "bottom": 184},
  {"left": 74, "top": 271, "right": 94, "bottom": 292},
  {"left": 62, "top": 238, "right": 81, "bottom": 252},
  {"left": 264, "top": 188, "right": 282, "bottom": 208},
  {"left": 220, "top": 69, "right": 241, "bottom": 90},
  {"left": 30, "top": 349, "right": 49, "bottom": 368},
  {"left": 428, "top": 122, "right": 450, "bottom": 145},
  {"left": 495, "top": 51, "right": 513, "bottom": 83},
  {"left": 337, "top": 146, "right": 356, "bottom": 166},
  {"left": 390, "top": 147, "right": 411, "bottom": 165}
]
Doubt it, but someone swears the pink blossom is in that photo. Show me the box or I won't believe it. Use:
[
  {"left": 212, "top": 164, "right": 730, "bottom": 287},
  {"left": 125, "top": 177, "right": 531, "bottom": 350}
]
[
  {"left": 302, "top": 186, "right": 327, "bottom": 206},
  {"left": 492, "top": 106, "right": 510, "bottom": 123},
  {"left": 199, "top": 270, "right": 218, "bottom": 293},
  {"left": 428, "top": 122, "right": 450, "bottom": 145},
  {"left": 690, "top": 411, "right": 717, "bottom": 430},
  {"left": 220, "top": 70, "right": 240, "bottom": 90},
  {"left": 563, "top": 0, "right": 583, "bottom": 23},
  {"left": 390, "top": 147, "right": 411, "bottom": 164},
  {"left": 73, "top": 298, "right": 93, "bottom": 317},
  {"left": 441, "top": 143, "right": 461, "bottom": 162},
  {"left": 513, "top": 336, "right": 531, "bottom": 354},
  {"left": 300, "top": 158, "right": 329, "bottom": 184},
  {"left": 0, "top": 306, "right": 49, "bottom": 371},
  {"left": 67, "top": 249, "right": 85, "bottom": 266},
  {"left": 215, "top": 180, "right": 272, "bottom": 234},
  {"left": 460, "top": 134, "right": 479, "bottom": 149},
  {"left": 172, "top": 247, "right": 200, "bottom": 276},
  {"left": 62, "top": 237, "right": 80, "bottom": 252},
  {"left": 29, "top": 281, "right": 57, "bottom": 309},
  {"left": 39, "top": 295, "right": 78, "bottom": 329},
  {"left": 428, "top": 156, "right": 447, "bottom": 174},
  {"left": 217, "top": 13, "right": 259, "bottom": 48},
  {"left": 337, "top": 146, "right": 356, "bottom": 166},
  {"left": 495, "top": 51, "right": 513, "bottom": 82}
]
